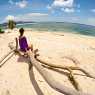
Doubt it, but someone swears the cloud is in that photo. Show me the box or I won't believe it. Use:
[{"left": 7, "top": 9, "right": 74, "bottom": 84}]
[
  {"left": 47, "top": 0, "right": 76, "bottom": 13},
  {"left": 8, "top": 0, "right": 14, "bottom": 5},
  {"left": 47, "top": 0, "right": 81, "bottom": 13},
  {"left": 16, "top": 0, "right": 28, "bottom": 8},
  {"left": 91, "top": 9, "right": 95, "bottom": 13},
  {"left": 47, "top": 5, "right": 52, "bottom": 10},
  {"left": 52, "top": 0, "right": 74, "bottom": 8},
  {"left": 8, "top": 0, "right": 28, "bottom": 8},
  {"left": 61, "top": 8, "right": 75, "bottom": 13},
  {"left": 3, "top": 13, "right": 48, "bottom": 23},
  {"left": 87, "top": 18, "right": 95, "bottom": 26},
  {"left": 14, "top": 13, "right": 49, "bottom": 21},
  {"left": 5, "top": 15, "right": 15, "bottom": 21},
  {"left": 24, "top": 13, "right": 48, "bottom": 17}
]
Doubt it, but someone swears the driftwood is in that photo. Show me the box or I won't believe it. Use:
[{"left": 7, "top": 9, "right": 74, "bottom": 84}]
[
  {"left": 35, "top": 57, "right": 95, "bottom": 79},
  {"left": 0, "top": 49, "right": 15, "bottom": 67},
  {"left": 35, "top": 55, "right": 95, "bottom": 91},
  {"left": 43, "top": 64, "right": 82, "bottom": 91},
  {"left": 10, "top": 49, "right": 81, "bottom": 91},
  {"left": 28, "top": 51, "right": 91, "bottom": 95},
  {"left": 1, "top": 44, "right": 93, "bottom": 95}
]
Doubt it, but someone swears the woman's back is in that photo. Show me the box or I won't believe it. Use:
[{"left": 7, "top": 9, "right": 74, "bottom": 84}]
[{"left": 19, "top": 36, "right": 28, "bottom": 52}]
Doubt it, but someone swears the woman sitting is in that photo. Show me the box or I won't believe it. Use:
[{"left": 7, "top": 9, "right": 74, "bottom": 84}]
[{"left": 15, "top": 28, "right": 38, "bottom": 69}]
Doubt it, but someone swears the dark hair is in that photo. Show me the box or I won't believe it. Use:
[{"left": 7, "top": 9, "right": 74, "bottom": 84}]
[{"left": 19, "top": 28, "right": 24, "bottom": 36}]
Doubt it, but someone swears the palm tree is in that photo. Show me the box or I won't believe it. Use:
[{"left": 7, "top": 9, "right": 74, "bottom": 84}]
[{"left": 8, "top": 20, "right": 16, "bottom": 30}]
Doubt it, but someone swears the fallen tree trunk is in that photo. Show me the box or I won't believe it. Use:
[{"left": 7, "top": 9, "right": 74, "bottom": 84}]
[
  {"left": 36, "top": 57, "right": 95, "bottom": 79},
  {"left": 43, "top": 64, "right": 82, "bottom": 91},
  {"left": 7, "top": 44, "right": 93, "bottom": 95},
  {"left": 0, "top": 49, "right": 15, "bottom": 67},
  {"left": 28, "top": 51, "right": 91, "bottom": 95}
]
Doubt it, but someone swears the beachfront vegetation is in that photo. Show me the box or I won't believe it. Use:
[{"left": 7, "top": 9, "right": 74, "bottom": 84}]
[
  {"left": 0, "top": 27, "right": 4, "bottom": 33},
  {"left": 8, "top": 20, "right": 16, "bottom": 29},
  {"left": 0, "top": 28, "right": 1, "bottom": 33}
]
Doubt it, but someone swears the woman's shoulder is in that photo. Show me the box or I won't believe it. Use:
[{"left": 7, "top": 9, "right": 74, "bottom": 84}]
[{"left": 19, "top": 36, "right": 26, "bottom": 39}]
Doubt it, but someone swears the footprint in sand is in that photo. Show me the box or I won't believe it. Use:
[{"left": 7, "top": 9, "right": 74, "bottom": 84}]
[{"left": 2, "top": 90, "right": 11, "bottom": 95}]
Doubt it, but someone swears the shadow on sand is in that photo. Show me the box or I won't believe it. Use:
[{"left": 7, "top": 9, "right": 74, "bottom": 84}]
[
  {"left": 17, "top": 55, "right": 44, "bottom": 95},
  {"left": 29, "top": 68, "right": 44, "bottom": 95}
]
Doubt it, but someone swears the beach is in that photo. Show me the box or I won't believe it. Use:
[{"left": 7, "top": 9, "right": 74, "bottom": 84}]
[{"left": 0, "top": 29, "right": 95, "bottom": 95}]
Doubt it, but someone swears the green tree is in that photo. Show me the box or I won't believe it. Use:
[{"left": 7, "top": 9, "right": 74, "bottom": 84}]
[
  {"left": 8, "top": 20, "right": 16, "bottom": 29},
  {"left": 0, "top": 27, "right": 2, "bottom": 33},
  {"left": 0, "top": 27, "right": 4, "bottom": 33}
]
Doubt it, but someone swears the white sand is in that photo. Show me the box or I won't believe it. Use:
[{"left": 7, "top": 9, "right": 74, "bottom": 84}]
[{"left": 0, "top": 29, "right": 95, "bottom": 95}]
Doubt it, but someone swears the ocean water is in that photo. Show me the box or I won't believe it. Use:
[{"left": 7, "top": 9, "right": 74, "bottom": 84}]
[{"left": 9, "top": 22, "right": 95, "bottom": 37}]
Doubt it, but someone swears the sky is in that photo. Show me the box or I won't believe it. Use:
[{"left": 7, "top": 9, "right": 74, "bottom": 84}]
[{"left": 0, "top": 0, "right": 95, "bottom": 26}]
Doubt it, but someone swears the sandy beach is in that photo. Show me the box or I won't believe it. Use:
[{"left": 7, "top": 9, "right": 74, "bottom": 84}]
[{"left": 0, "top": 29, "right": 95, "bottom": 95}]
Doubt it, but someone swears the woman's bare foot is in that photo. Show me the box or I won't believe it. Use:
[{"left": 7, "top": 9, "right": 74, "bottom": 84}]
[
  {"left": 34, "top": 53, "right": 40, "bottom": 58},
  {"left": 34, "top": 49, "right": 38, "bottom": 54}
]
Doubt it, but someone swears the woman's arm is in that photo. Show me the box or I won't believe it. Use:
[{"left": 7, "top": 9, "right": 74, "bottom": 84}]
[{"left": 15, "top": 37, "right": 18, "bottom": 50}]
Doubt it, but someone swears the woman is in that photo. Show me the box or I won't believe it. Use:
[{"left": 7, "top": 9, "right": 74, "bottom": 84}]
[
  {"left": 16, "top": 28, "right": 33, "bottom": 50},
  {"left": 15, "top": 28, "right": 38, "bottom": 69},
  {"left": 16, "top": 28, "right": 34, "bottom": 55}
]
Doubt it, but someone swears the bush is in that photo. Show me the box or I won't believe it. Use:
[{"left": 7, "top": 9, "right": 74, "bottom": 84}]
[
  {"left": 0, "top": 28, "right": 1, "bottom": 32},
  {"left": 0, "top": 27, "right": 4, "bottom": 33}
]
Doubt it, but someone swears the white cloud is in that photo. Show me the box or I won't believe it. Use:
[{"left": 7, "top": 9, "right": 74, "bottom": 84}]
[
  {"left": 52, "top": 0, "right": 74, "bottom": 8},
  {"left": 16, "top": 0, "right": 28, "bottom": 8},
  {"left": 8, "top": 0, "right": 28, "bottom": 8},
  {"left": 87, "top": 18, "right": 95, "bottom": 26},
  {"left": 8, "top": 0, "right": 14, "bottom": 5},
  {"left": 61, "top": 8, "right": 75, "bottom": 13},
  {"left": 48, "top": 0, "right": 76, "bottom": 13},
  {"left": 25, "top": 13, "right": 48, "bottom": 17},
  {"left": 3, "top": 13, "right": 48, "bottom": 23},
  {"left": 79, "top": 17, "right": 95, "bottom": 26},
  {"left": 47, "top": 5, "right": 52, "bottom": 10},
  {"left": 5, "top": 15, "right": 15, "bottom": 21},
  {"left": 15, "top": 13, "right": 49, "bottom": 21},
  {"left": 91, "top": 9, "right": 95, "bottom": 13},
  {"left": 71, "top": 17, "right": 80, "bottom": 21}
]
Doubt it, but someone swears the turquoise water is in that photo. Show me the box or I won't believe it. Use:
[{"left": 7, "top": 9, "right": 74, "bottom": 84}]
[
  {"left": 16, "top": 22, "right": 95, "bottom": 37},
  {"left": 7, "top": 22, "right": 95, "bottom": 36}
]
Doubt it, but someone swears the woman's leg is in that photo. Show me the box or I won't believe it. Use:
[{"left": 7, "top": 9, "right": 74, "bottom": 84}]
[
  {"left": 28, "top": 44, "right": 38, "bottom": 54},
  {"left": 28, "top": 44, "right": 33, "bottom": 51}
]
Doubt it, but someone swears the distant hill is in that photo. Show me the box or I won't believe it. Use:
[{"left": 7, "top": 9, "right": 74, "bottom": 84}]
[{"left": 0, "top": 21, "right": 36, "bottom": 27}]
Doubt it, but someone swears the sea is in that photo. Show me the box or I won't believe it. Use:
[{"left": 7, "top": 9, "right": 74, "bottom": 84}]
[{"left": 2, "top": 22, "right": 95, "bottom": 37}]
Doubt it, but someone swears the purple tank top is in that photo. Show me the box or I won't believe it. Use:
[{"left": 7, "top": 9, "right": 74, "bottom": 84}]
[{"left": 19, "top": 36, "right": 28, "bottom": 52}]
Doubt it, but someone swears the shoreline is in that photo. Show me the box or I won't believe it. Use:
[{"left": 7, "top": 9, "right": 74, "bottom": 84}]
[
  {"left": 24, "top": 28, "right": 95, "bottom": 38},
  {"left": 3, "top": 27, "right": 95, "bottom": 39}
]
